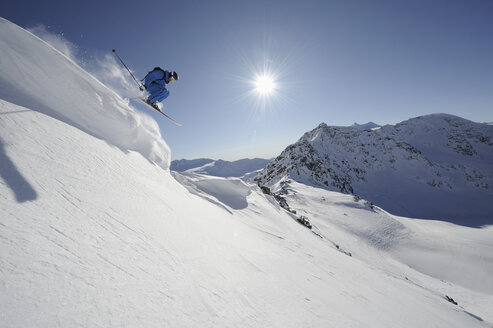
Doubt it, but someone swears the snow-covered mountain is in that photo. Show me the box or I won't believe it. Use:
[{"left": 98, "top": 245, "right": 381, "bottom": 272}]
[
  {"left": 170, "top": 158, "right": 215, "bottom": 171},
  {"left": 1, "top": 18, "right": 493, "bottom": 327},
  {"left": 172, "top": 158, "right": 270, "bottom": 177},
  {"left": 256, "top": 115, "right": 493, "bottom": 226},
  {"left": 351, "top": 121, "right": 381, "bottom": 130}
]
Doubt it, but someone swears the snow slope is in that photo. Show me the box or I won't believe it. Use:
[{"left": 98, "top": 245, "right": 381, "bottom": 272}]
[
  {"left": 0, "top": 17, "right": 170, "bottom": 169},
  {"left": 6, "top": 100, "right": 493, "bottom": 327},
  {"left": 277, "top": 180, "right": 493, "bottom": 295},
  {"left": 1, "top": 18, "right": 492, "bottom": 327},
  {"left": 172, "top": 171, "right": 252, "bottom": 211}
]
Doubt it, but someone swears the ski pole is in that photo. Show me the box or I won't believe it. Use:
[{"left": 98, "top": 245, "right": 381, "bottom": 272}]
[{"left": 112, "top": 49, "right": 144, "bottom": 90}]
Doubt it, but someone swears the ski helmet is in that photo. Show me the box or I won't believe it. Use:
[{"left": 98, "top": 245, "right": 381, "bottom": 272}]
[{"left": 169, "top": 71, "right": 178, "bottom": 82}]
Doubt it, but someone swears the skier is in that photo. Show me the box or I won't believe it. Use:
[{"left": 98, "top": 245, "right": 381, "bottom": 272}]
[
  {"left": 112, "top": 50, "right": 182, "bottom": 125},
  {"left": 142, "top": 67, "right": 178, "bottom": 110}
]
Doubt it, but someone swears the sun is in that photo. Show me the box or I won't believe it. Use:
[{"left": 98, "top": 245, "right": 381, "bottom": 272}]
[{"left": 254, "top": 74, "right": 276, "bottom": 95}]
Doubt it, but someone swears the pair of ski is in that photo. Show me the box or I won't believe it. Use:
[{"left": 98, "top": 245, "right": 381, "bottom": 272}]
[
  {"left": 138, "top": 97, "right": 182, "bottom": 126},
  {"left": 112, "top": 49, "right": 182, "bottom": 126}
]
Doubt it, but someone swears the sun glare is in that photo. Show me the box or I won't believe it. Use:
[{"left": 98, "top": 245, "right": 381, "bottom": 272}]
[
  {"left": 227, "top": 38, "right": 297, "bottom": 112},
  {"left": 254, "top": 75, "right": 276, "bottom": 95}
]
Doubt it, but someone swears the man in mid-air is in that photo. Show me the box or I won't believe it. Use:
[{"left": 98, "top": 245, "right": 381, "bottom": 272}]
[{"left": 142, "top": 67, "right": 178, "bottom": 110}]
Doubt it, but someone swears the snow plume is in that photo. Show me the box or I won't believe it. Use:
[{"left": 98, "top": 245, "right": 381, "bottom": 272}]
[
  {"left": 86, "top": 53, "right": 138, "bottom": 99},
  {"left": 26, "top": 24, "right": 137, "bottom": 99},
  {"left": 0, "top": 18, "right": 170, "bottom": 170},
  {"left": 26, "top": 24, "right": 79, "bottom": 61}
]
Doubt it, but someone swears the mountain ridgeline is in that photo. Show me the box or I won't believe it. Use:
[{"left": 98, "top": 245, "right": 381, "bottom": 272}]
[
  {"left": 255, "top": 114, "right": 493, "bottom": 226},
  {"left": 170, "top": 158, "right": 215, "bottom": 172},
  {"left": 171, "top": 158, "right": 270, "bottom": 177}
]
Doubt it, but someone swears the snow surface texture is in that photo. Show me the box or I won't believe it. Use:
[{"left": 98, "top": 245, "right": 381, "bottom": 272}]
[
  {"left": 172, "top": 171, "right": 252, "bottom": 211},
  {"left": 172, "top": 158, "right": 270, "bottom": 177},
  {"left": 278, "top": 180, "right": 493, "bottom": 294},
  {"left": 2, "top": 18, "right": 493, "bottom": 327},
  {"left": 2, "top": 101, "right": 492, "bottom": 327},
  {"left": 0, "top": 17, "right": 170, "bottom": 169},
  {"left": 256, "top": 116, "right": 493, "bottom": 227}
]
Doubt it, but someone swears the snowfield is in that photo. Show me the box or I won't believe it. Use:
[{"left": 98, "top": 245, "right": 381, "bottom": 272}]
[{"left": 1, "top": 17, "right": 493, "bottom": 327}]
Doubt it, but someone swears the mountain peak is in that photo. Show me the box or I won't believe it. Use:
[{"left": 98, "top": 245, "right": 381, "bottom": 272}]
[
  {"left": 256, "top": 114, "right": 493, "bottom": 226},
  {"left": 351, "top": 122, "right": 381, "bottom": 130}
]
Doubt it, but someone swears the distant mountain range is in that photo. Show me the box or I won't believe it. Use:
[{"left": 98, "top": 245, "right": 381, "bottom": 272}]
[
  {"left": 171, "top": 158, "right": 270, "bottom": 177},
  {"left": 170, "top": 158, "right": 215, "bottom": 172},
  {"left": 255, "top": 114, "right": 493, "bottom": 226}
]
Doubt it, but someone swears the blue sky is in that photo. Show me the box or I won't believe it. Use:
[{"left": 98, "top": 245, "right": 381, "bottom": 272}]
[{"left": 2, "top": 0, "right": 493, "bottom": 160}]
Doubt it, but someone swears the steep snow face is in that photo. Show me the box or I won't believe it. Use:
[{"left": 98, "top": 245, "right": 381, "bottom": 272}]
[
  {"left": 173, "top": 158, "right": 270, "bottom": 177},
  {"left": 256, "top": 114, "right": 493, "bottom": 226},
  {"left": 0, "top": 18, "right": 170, "bottom": 169},
  {"left": 4, "top": 101, "right": 492, "bottom": 328}
]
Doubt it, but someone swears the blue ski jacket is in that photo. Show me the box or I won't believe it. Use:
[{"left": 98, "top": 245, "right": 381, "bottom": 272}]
[{"left": 144, "top": 68, "right": 170, "bottom": 103}]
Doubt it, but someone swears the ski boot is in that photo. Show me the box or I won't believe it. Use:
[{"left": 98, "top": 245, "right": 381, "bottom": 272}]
[{"left": 145, "top": 98, "right": 160, "bottom": 111}]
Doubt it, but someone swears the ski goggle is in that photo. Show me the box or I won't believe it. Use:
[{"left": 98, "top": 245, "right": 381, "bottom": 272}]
[{"left": 169, "top": 76, "right": 176, "bottom": 82}]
